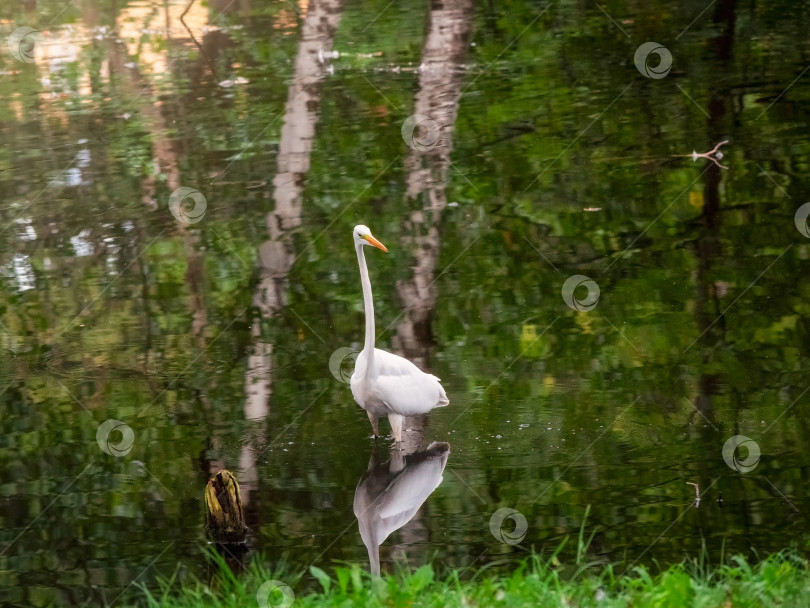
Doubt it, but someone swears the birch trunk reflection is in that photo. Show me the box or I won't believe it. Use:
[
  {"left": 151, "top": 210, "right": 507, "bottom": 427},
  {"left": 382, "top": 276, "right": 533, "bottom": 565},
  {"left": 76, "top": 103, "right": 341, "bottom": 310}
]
[
  {"left": 241, "top": 0, "right": 343, "bottom": 506},
  {"left": 390, "top": 0, "right": 472, "bottom": 562},
  {"left": 395, "top": 0, "right": 473, "bottom": 369}
]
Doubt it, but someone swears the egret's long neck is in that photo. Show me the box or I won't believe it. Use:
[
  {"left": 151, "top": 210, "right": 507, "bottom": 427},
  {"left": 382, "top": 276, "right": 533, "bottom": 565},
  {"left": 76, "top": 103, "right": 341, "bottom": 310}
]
[{"left": 356, "top": 244, "right": 376, "bottom": 364}]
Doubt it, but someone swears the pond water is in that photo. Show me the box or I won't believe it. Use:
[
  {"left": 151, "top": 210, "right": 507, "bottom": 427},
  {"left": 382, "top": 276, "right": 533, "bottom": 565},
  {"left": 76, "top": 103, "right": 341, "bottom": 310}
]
[{"left": 2, "top": 0, "right": 810, "bottom": 605}]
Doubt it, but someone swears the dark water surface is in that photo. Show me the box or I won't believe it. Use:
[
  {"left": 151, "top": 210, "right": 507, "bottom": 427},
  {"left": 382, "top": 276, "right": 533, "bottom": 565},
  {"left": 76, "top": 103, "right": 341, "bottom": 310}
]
[{"left": 2, "top": 0, "right": 810, "bottom": 605}]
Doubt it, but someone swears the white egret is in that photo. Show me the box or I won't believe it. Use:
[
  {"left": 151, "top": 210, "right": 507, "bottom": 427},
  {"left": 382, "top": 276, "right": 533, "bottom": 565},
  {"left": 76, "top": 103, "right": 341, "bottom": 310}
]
[{"left": 350, "top": 225, "right": 449, "bottom": 442}]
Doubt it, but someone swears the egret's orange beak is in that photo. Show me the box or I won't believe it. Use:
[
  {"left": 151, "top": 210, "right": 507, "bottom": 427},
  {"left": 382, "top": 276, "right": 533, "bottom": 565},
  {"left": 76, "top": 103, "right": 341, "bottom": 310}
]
[{"left": 364, "top": 234, "right": 388, "bottom": 252}]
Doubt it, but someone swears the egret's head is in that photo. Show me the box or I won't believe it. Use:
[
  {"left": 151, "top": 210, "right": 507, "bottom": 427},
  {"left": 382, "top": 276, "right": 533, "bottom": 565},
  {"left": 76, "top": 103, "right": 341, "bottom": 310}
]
[{"left": 353, "top": 225, "right": 388, "bottom": 252}]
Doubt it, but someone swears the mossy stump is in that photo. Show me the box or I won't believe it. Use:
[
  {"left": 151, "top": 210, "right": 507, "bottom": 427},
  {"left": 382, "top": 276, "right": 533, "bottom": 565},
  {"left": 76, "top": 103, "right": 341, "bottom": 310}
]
[{"left": 205, "top": 470, "right": 248, "bottom": 544}]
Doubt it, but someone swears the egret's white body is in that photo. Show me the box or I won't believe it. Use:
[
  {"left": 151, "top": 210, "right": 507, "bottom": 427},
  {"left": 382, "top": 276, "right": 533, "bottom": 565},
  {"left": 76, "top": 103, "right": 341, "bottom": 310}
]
[{"left": 349, "top": 225, "right": 449, "bottom": 441}]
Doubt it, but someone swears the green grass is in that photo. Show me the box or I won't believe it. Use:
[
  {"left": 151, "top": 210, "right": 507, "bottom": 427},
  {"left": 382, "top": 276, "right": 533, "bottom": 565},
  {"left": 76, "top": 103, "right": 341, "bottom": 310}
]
[{"left": 134, "top": 548, "right": 810, "bottom": 608}]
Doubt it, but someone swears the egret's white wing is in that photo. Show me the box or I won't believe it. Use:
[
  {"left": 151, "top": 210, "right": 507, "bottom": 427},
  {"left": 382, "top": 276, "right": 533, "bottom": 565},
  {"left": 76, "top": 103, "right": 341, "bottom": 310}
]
[{"left": 369, "top": 349, "right": 449, "bottom": 415}]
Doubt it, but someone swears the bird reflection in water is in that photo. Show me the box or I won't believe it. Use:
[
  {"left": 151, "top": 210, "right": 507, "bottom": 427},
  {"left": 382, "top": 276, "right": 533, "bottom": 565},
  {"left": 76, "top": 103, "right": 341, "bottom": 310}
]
[{"left": 353, "top": 439, "right": 450, "bottom": 576}]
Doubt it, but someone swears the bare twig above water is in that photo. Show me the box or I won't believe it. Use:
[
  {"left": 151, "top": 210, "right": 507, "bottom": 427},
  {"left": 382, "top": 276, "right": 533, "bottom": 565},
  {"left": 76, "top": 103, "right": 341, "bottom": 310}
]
[{"left": 687, "top": 481, "right": 701, "bottom": 506}]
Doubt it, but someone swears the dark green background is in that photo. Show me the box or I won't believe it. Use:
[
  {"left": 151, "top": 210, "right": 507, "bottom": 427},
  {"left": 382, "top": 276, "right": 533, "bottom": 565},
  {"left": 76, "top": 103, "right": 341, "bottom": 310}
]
[{"left": 1, "top": 0, "right": 809, "bottom": 605}]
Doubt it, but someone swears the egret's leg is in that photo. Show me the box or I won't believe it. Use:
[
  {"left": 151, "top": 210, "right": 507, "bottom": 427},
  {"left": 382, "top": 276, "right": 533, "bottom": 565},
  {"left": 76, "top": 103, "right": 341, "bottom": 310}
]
[
  {"left": 388, "top": 413, "right": 404, "bottom": 443},
  {"left": 389, "top": 448, "right": 405, "bottom": 473},
  {"left": 367, "top": 412, "right": 380, "bottom": 437}
]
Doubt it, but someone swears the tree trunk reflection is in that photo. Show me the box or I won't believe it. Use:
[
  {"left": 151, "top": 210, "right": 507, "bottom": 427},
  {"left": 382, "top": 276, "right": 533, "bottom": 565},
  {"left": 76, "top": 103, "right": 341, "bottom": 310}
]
[
  {"left": 395, "top": 0, "right": 473, "bottom": 371},
  {"left": 241, "top": 0, "right": 344, "bottom": 515},
  {"left": 391, "top": 0, "right": 472, "bottom": 569}
]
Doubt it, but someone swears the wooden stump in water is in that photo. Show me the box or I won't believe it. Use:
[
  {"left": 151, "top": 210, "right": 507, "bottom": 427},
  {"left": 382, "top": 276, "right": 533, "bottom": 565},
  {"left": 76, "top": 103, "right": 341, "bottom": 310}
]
[{"left": 205, "top": 470, "right": 248, "bottom": 544}]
